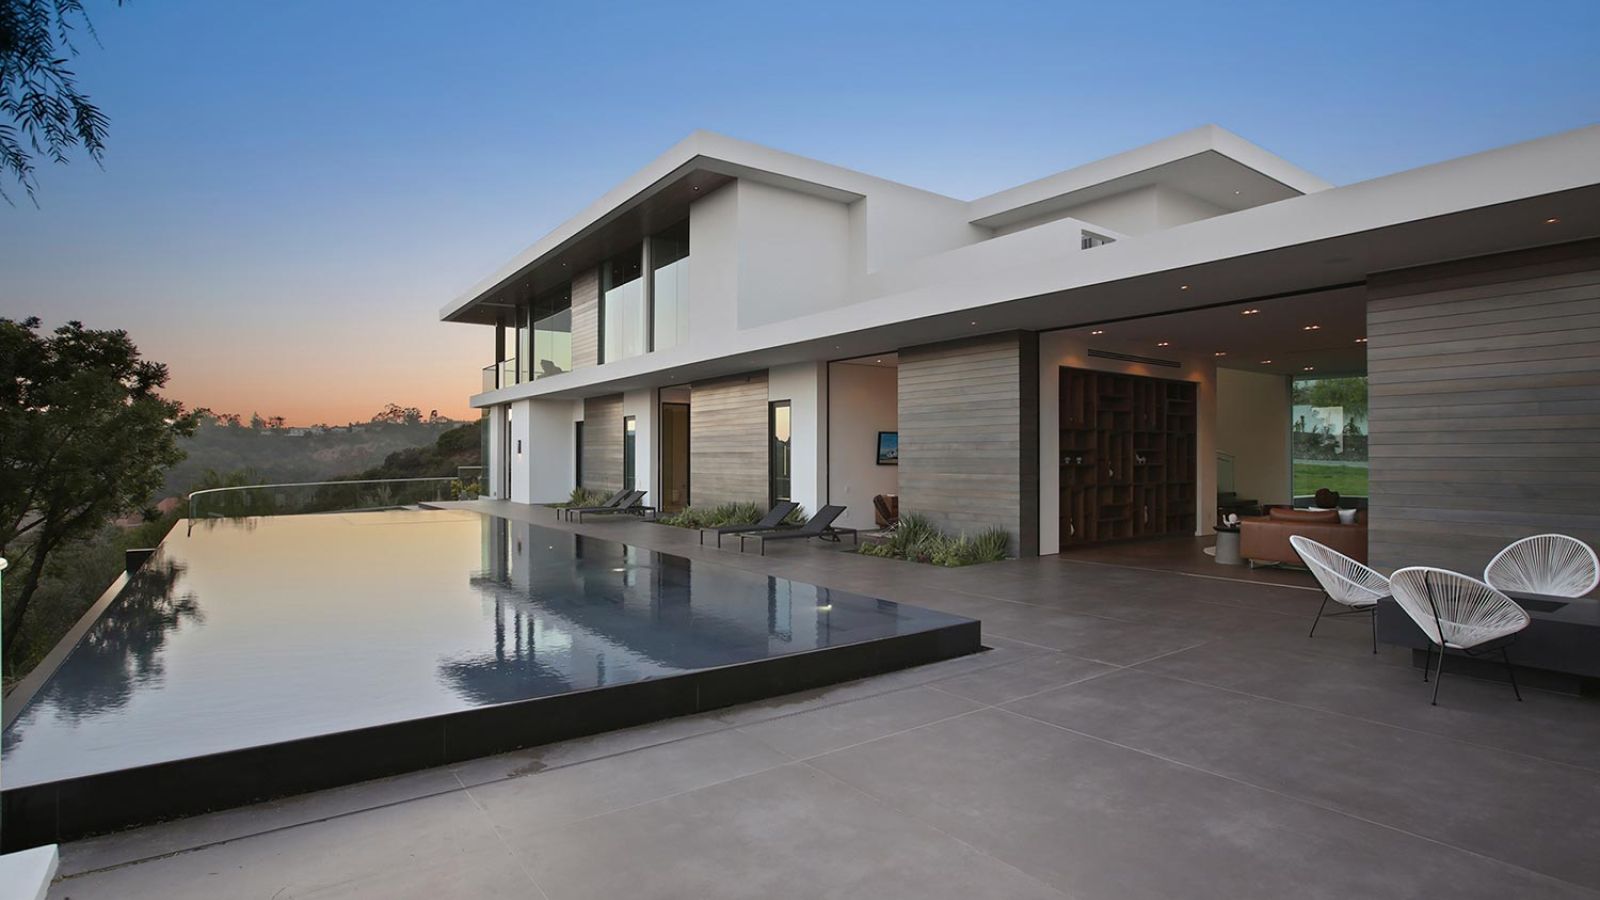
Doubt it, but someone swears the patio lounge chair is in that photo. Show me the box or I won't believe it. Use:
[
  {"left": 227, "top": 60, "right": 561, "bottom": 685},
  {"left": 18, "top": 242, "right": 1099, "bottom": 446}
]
[
  {"left": 1290, "top": 535, "right": 1389, "bottom": 654},
  {"left": 565, "top": 489, "right": 643, "bottom": 522},
  {"left": 738, "top": 505, "right": 856, "bottom": 555},
  {"left": 574, "top": 490, "right": 654, "bottom": 523},
  {"left": 558, "top": 488, "right": 628, "bottom": 520},
  {"left": 1484, "top": 533, "right": 1599, "bottom": 598},
  {"left": 699, "top": 501, "right": 799, "bottom": 547},
  {"left": 1388, "top": 566, "right": 1531, "bottom": 706}
]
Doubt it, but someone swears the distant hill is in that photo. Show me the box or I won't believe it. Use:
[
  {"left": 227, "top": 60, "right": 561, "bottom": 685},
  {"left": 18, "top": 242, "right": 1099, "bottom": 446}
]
[{"left": 162, "top": 419, "right": 479, "bottom": 498}]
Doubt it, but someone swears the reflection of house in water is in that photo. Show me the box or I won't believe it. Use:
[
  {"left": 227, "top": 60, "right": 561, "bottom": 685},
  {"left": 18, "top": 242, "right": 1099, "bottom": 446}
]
[{"left": 438, "top": 517, "right": 828, "bottom": 705}]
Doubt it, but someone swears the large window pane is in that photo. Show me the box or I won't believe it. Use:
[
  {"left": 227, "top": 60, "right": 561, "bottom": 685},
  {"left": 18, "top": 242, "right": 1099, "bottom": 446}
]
[
  {"left": 651, "top": 219, "right": 690, "bottom": 353},
  {"left": 515, "top": 304, "right": 531, "bottom": 384},
  {"left": 769, "top": 401, "right": 791, "bottom": 506},
  {"left": 601, "top": 245, "right": 646, "bottom": 363},
  {"left": 623, "top": 416, "right": 638, "bottom": 492},
  {"left": 1291, "top": 376, "right": 1368, "bottom": 500},
  {"left": 531, "top": 282, "right": 571, "bottom": 378}
]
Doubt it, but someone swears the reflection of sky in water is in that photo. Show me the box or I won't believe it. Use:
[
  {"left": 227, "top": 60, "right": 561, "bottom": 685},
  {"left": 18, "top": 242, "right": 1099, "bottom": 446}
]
[{"left": 2, "top": 509, "right": 964, "bottom": 787}]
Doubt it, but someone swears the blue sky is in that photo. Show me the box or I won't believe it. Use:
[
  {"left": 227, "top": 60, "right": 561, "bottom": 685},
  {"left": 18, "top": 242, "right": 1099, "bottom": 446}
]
[{"left": 2, "top": 0, "right": 1596, "bottom": 422}]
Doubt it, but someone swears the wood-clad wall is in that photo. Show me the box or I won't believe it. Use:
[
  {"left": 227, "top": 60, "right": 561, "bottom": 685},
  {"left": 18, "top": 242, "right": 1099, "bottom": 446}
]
[
  {"left": 690, "top": 372, "right": 770, "bottom": 507},
  {"left": 898, "top": 332, "right": 1039, "bottom": 556},
  {"left": 570, "top": 268, "right": 600, "bottom": 370},
  {"left": 580, "top": 394, "right": 624, "bottom": 494},
  {"left": 1367, "top": 239, "right": 1600, "bottom": 573}
]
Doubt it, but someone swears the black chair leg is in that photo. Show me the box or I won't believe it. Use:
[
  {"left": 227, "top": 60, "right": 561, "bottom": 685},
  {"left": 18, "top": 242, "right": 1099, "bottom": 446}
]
[
  {"left": 1501, "top": 647, "right": 1523, "bottom": 701},
  {"left": 1308, "top": 595, "right": 1329, "bottom": 638},
  {"left": 1422, "top": 641, "right": 1433, "bottom": 683},
  {"left": 1369, "top": 608, "right": 1378, "bottom": 655},
  {"left": 1430, "top": 646, "right": 1446, "bottom": 706}
]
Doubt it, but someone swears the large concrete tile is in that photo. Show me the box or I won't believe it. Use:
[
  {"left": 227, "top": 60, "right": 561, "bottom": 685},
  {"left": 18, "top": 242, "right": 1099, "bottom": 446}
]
[
  {"left": 735, "top": 686, "right": 982, "bottom": 758},
  {"left": 516, "top": 763, "right": 1066, "bottom": 900},
  {"left": 58, "top": 764, "right": 463, "bottom": 876},
  {"left": 1135, "top": 639, "right": 1600, "bottom": 770},
  {"left": 468, "top": 728, "right": 786, "bottom": 834},
  {"left": 51, "top": 792, "right": 534, "bottom": 899},
  {"left": 1007, "top": 669, "right": 1600, "bottom": 889},
  {"left": 810, "top": 708, "right": 1592, "bottom": 900},
  {"left": 449, "top": 710, "right": 728, "bottom": 787},
  {"left": 928, "top": 650, "right": 1117, "bottom": 705}
]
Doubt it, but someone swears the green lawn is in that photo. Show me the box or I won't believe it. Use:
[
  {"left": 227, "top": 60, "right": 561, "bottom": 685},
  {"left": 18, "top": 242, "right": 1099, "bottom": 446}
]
[{"left": 1292, "top": 462, "right": 1369, "bottom": 498}]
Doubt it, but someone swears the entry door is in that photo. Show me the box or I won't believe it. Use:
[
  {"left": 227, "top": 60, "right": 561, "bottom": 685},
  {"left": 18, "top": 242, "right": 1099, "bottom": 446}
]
[
  {"left": 660, "top": 402, "right": 690, "bottom": 513},
  {"left": 769, "top": 401, "right": 792, "bottom": 508}
]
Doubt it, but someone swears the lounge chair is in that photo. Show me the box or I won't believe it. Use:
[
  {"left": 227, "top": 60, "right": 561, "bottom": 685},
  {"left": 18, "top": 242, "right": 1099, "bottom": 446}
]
[
  {"left": 556, "top": 488, "right": 628, "bottom": 520},
  {"left": 574, "top": 490, "right": 654, "bottom": 522},
  {"left": 564, "top": 489, "right": 640, "bottom": 522},
  {"left": 738, "top": 505, "right": 856, "bottom": 555},
  {"left": 699, "top": 501, "right": 799, "bottom": 548}
]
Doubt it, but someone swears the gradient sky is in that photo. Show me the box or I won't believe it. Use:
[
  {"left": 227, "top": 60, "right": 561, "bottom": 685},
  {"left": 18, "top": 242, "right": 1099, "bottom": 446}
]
[{"left": 3, "top": 0, "right": 1597, "bottom": 424}]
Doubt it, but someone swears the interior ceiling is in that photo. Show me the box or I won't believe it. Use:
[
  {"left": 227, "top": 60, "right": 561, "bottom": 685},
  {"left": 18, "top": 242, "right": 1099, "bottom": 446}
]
[{"left": 1074, "top": 287, "right": 1368, "bottom": 376}]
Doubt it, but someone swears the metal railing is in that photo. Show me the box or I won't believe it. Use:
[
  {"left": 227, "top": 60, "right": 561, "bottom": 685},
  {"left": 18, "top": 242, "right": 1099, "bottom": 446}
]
[{"left": 186, "top": 477, "right": 459, "bottom": 533}]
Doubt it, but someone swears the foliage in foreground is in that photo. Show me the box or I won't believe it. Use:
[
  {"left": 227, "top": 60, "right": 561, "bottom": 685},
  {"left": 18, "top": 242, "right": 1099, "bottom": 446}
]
[
  {"left": 657, "top": 503, "right": 806, "bottom": 529},
  {"left": 858, "top": 513, "right": 1010, "bottom": 567},
  {"left": 550, "top": 486, "right": 615, "bottom": 509}
]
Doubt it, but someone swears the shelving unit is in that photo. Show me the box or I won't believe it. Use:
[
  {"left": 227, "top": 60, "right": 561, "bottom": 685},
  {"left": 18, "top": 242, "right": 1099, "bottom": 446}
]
[{"left": 1059, "top": 367, "right": 1197, "bottom": 547}]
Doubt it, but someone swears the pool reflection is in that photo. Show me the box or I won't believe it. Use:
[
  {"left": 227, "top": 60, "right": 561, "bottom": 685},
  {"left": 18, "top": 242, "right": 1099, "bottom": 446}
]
[{"left": 2, "top": 509, "right": 957, "bottom": 787}]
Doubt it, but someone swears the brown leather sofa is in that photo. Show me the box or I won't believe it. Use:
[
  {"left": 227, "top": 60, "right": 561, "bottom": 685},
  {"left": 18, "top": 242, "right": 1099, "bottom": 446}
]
[{"left": 1238, "top": 507, "right": 1368, "bottom": 565}]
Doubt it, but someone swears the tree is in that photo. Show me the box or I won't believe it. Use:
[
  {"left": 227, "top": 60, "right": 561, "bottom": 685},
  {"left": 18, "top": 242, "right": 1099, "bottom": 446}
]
[
  {"left": 371, "top": 402, "right": 422, "bottom": 425},
  {"left": 1, "top": 0, "right": 122, "bottom": 204},
  {"left": 0, "top": 317, "right": 199, "bottom": 655}
]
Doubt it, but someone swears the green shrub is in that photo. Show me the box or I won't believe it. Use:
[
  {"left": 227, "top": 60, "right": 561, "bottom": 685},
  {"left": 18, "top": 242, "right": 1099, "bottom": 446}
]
[
  {"left": 859, "top": 514, "right": 1009, "bottom": 567},
  {"left": 554, "top": 486, "right": 612, "bottom": 508}
]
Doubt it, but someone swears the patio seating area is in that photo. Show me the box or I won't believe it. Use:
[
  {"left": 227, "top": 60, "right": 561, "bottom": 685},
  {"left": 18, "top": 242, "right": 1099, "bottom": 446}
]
[{"left": 43, "top": 500, "right": 1600, "bottom": 900}]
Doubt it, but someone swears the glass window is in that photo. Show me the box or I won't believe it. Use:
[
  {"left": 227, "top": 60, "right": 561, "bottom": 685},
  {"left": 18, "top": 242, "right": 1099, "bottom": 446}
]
[
  {"left": 601, "top": 245, "right": 646, "bottom": 364},
  {"left": 531, "top": 283, "right": 572, "bottom": 378},
  {"left": 650, "top": 219, "right": 690, "bottom": 353},
  {"left": 515, "top": 304, "right": 531, "bottom": 384},
  {"left": 623, "top": 416, "right": 638, "bottom": 492},
  {"left": 1291, "top": 376, "right": 1368, "bottom": 501},
  {"left": 769, "top": 401, "right": 791, "bottom": 506}
]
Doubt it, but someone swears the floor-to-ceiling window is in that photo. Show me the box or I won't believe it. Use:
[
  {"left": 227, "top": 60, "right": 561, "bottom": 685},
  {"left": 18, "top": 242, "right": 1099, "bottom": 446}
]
[
  {"left": 515, "top": 305, "right": 531, "bottom": 384},
  {"left": 531, "top": 282, "right": 572, "bottom": 378},
  {"left": 1291, "top": 375, "right": 1368, "bottom": 499},
  {"left": 660, "top": 402, "right": 690, "bottom": 513},
  {"left": 574, "top": 421, "right": 584, "bottom": 488},
  {"left": 769, "top": 401, "right": 791, "bottom": 507},
  {"left": 601, "top": 245, "right": 646, "bottom": 364},
  {"left": 650, "top": 219, "right": 690, "bottom": 353},
  {"left": 623, "top": 415, "right": 638, "bottom": 492}
]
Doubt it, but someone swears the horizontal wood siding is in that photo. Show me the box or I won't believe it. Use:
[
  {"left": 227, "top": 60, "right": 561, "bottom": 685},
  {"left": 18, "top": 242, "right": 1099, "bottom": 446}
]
[
  {"left": 570, "top": 268, "right": 600, "bottom": 370},
  {"left": 580, "top": 394, "right": 624, "bottom": 494},
  {"left": 1367, "top": 239, "right": 1600, "bottom": 573},
  {"left": 691, "top": 372, "right": 769, "bottom": 507},
  {"left": 898, "top": 333, "right": 1038, "bottom": 556}
]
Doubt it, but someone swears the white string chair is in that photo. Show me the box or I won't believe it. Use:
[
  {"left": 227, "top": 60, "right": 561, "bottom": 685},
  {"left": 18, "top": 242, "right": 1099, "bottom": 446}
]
[
  {"left": 1388, "top": 567, "right": 1531, "bottom": 705},
  {"left": 1290, "top": 535, "right": 1389, "bottom": 653},
  {"left": 1483, "top": 534, "right": 1599, "bottom": 599}
]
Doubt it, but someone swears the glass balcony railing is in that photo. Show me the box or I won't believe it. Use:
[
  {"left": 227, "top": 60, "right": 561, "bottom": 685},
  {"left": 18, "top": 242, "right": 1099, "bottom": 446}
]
[{"left": 482, "top": 359, "right": 518, "bottom": 391}]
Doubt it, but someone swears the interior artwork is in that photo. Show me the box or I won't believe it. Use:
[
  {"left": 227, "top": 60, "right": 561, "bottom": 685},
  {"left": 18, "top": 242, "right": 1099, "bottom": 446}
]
[{"left": 876, "top": 431, "right": 898, "bottom": 465}]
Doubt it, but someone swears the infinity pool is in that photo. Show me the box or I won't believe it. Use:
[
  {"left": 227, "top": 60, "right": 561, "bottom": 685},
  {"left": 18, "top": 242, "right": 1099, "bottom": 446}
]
[{"left": 1, "top": 508, "right": 977, "bottom": 845}]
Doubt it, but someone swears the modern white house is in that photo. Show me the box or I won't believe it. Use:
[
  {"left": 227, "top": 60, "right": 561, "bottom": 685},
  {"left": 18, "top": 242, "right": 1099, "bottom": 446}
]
[{"left": 443, "top": 124, "right": 1600, "bottom": 572}]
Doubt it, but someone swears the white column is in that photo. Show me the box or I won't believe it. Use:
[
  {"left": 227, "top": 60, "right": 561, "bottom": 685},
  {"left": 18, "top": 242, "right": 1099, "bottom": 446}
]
[{"left": 769, "top": 362, "right": 827, "bottom": 516}]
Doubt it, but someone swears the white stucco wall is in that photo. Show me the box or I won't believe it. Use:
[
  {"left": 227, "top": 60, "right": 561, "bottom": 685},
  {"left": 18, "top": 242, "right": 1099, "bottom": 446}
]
[
  {"left": 1215, "top": 368, "right": 1291, "bottom": 507},
  {"left": 767, "top": 362, "right": 826, "bottom": 517},
  {"left": 511, "top": 398, "right": 581, "bottom": 504},
  {"left": 687, "top": 182, "right": 739, "bottom": 344},
  {"left": 486, "top": 405, "right": 508, "bottom": 499},
  {"left": 826, "top": 362, "right": 899, "bottom": 531},
  {"left": 736, "top": 181, "right": 851, "bottom": 329},
  {"left": 622, "top": 389, "right": 657, "bottom": 506},
  {"left": 1038, "top": 332, "right": 1218, "bottom": 555}
]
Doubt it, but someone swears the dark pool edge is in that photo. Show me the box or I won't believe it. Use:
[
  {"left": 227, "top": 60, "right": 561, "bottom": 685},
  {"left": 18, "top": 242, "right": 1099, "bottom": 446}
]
[{"left": 0, "top": 618, "right": 980, "bottom": 852}]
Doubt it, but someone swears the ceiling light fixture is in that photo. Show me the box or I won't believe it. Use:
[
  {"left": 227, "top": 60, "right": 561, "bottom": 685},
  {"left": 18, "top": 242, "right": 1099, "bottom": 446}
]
[
  {"left": 1546, "top": 217, "right": 1560, "bottom": 224},
  {"left": 1260, "top": 359, "right": 1273, "bottom": 364},
  {"left": 1090, "top": 329, "right": 1105, "bottom": 336},
  {"left": 1241, "top": 308, "right": 1259, "bottom": 316},
  {"left": 1303, "top": 324, "right": 1322, "bottom": 331},
  {"left": 1355, "top": 337, "right": 1367, "bottom": 343},
  {"left": 970, "top": 321, "right": 978, "bottom": 326},
  {"left": 1214, "top": 351, "right": 1227, "bottom": 357},
  {"left": 1179, "top": 284, "right": 1190, "bottom": 291},
  {"left": 1302, "top": 366, "right": 1315, "bottom": 371},
  {"left": 1156, "top": 341, "right": 1171, "bottom": 348}
]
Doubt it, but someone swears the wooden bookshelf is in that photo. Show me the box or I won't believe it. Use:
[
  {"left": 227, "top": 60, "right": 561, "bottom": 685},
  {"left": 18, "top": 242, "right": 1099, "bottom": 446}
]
[{"left": 1059, "top": 367, "right": 1197, "bottom": 546}]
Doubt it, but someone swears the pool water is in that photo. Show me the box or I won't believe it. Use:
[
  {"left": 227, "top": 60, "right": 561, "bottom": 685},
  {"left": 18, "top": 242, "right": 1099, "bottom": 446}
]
[{"left": 2, "top": 509, "right": 970, "bottom": 788}]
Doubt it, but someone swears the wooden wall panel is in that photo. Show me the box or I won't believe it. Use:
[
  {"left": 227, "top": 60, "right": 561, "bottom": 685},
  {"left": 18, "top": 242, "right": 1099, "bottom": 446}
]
[
  {"left": 580, "top": 394, "right": 624, "bottom": 494},
  {"left": 1367, "top": 239, "right": 1600, "bottom": 574},
  {"left": 690, "top": 372, "right": 769, "bottom": 507},
  {"left": 570, "top": 268, "right": 600, "bottom": 371},
  {"left": 898, "top": 332, "right": 1039, "bottom": 556}
]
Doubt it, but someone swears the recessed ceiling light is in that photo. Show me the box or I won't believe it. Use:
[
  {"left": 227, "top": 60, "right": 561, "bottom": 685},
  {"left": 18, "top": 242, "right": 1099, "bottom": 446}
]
[
  {"left": 1156, "top": 341, "right": 1171, "bottom": 348},
  {"left": 1241, "top": 308, "right": 1260, "bottom": 316},
  {"left": 1090, "top": 329, "right": 1105, "bottom": 336},
  {"left": 1302, "top": 366, "right": 1315, "bottom": 371},
  {"left": 1214, "top": 351, "right": 1227, "bottom": 357},
  {"left": 875, "top": 359, "right": 882, "bottom": 363},
  {"left": 1260, "top": 359, "right": 1273, "bottom": 364},
  {"left": 970, "top": 321, "right": 978, "bottom": 326},
  {"left": 1233, "top": 190, "right": 1241, "bottom": 195},
  {"left": 1355, "top": 337, "right": 1367, "bottom": 343},
  {"left": 1179, "top": 284, "right": 1190, "bottom": 291},
  {"left": 1302, "top": 324, "right": 1322, "bottom": 331},
  {"left": 1546, "top": 217, "right": 1560, "bottom": 224}
]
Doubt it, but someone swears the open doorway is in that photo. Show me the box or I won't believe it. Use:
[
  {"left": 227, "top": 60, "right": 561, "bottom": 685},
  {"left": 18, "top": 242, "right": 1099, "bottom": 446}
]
[{"left": 827, "top": 354, "right": 899, "bottom": 532}]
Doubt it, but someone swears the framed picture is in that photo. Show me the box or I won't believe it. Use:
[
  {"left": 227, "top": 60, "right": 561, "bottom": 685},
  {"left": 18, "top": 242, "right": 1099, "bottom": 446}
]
[{"left": 876, "top": 431, "right": 899, "bottom": 466}]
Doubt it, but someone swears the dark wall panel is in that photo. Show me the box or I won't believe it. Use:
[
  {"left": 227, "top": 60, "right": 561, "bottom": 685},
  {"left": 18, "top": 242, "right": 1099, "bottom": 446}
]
[{"left": 1367, "top": 239, "right": 1600, "bottom": 574}]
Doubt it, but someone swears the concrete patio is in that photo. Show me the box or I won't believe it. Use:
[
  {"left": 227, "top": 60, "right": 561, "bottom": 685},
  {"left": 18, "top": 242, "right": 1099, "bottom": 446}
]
[{"left": 46, "top": 501, "right": 1600, "bottom": 899}]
